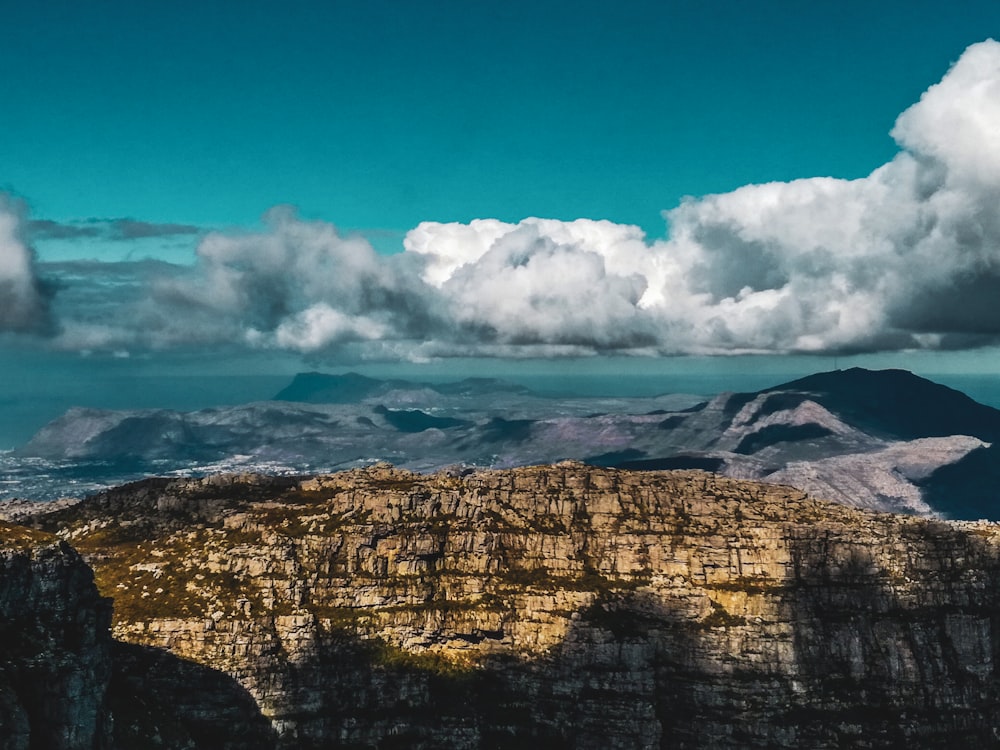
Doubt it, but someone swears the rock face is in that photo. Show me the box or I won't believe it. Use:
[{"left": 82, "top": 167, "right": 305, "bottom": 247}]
[
  {"left": 31, "top": 464, "right": 1000, "bottom": 748},
  {"left": 0, "top": 521, "right": 281, "bottom": 750},
  {"left": 0, "top": 524, "right": 112, "bottom": 750}
]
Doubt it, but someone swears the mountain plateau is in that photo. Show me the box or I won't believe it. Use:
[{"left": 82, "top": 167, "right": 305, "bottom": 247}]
[{"left": 6, "top": 464, "right": 1000, "bottom": 747}]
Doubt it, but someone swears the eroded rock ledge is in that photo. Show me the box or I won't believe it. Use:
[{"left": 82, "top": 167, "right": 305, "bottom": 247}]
[{"left": 11, "top": 463, "right": 1000, "bottom": 748}]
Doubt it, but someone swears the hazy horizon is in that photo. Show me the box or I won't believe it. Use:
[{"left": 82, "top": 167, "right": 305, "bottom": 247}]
[{"left": 6, "top": 356, "right": 1000, "bottom": 450}]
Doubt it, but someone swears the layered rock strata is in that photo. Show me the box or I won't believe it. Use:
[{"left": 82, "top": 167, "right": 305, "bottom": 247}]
[
  {"left": 0, "top": 524, "right": 112, "bottom": 750},
  {"left": 31, "top": 464, "right": 1000, "bottom": 748}
]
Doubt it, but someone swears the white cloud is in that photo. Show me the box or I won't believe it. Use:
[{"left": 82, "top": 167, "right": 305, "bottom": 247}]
[
  {"left": 23, "top": 39, "right": 1000, "bottom": 359},
  {"left": 437, "top": 221, "right": 655, "bottom": 349},
  {"left": 44, "top": 207, "right": 441, "bottom": 354},
  {"left": 892, "top": 39, "right": 1000, "bottom": 187},
  {"left": 271, "top": 304, "right": 388, "bottom": 351},
  {"left": 404, "top": 218, "right": 514, "bottom": 287}
]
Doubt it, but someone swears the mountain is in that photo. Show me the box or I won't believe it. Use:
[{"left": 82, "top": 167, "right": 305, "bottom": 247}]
[
  {"left": 273, "top": 371, "right": 532, "bottom": 403},
  {"left": 12, "top": 368, "right": 1000, "bottom": 519},
  {"left": 756, "top": 369, "right": 1000, "bottom": 520},
  {"left": 12, "top": 464, "right": 1000, "bottom": 748},
  {"left": 273, "top": 371, "right": 419, "bottom": 403},
  {"left": 763, "top": 367, "right": 1000, "bottom": 441}
]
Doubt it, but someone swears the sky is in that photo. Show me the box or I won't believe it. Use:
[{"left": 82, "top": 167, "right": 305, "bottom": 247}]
[
  {"left": 5, "top": 1, "right": 997, "bottom": 240},
  {"left": 4, "top": 0, "right": 1000, "bottom": 407}
]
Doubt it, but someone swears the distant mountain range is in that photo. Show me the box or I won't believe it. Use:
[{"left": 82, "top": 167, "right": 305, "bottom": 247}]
[
  {"left": 12, "top": 367, "right": 1000, "bottom": 520},
  {"left": 274, "top": 371, "right": 534, "bottom": 403}
]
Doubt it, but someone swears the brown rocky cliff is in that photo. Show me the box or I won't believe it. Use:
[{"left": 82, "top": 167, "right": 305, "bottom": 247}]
[{"left": 35, "top": 464, "right": 1000, "bottom": 748}]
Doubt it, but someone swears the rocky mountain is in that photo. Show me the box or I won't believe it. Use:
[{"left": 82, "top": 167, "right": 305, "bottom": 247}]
[
  {"left": 0, "top": 526, "right": 112, "bottom": 750},
  {"left": 630, "top": 368, "right": 1000, "bottom": 518},
  {"left": 10, "top": 464, "right": 1000, "bottom": 748},
  {"left": 0, "top": 521, "right": 275, "bottom": 750},
  {"left": 12, "top": 368, "right": 1000, "bottom": 519}
]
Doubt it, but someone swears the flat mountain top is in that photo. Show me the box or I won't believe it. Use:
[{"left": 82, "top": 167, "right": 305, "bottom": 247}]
[
  {"left": 273, "top": 371, "right": 533, "bottom": 403},
  {"left": 21, "top": 462, "right": 1000, "bottom": 748}
]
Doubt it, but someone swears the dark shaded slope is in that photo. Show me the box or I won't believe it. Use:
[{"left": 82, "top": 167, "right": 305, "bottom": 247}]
[
  {"left": 0, "top": 535, "right": 113, "bottom": 750},
  {"left": 109, "top": 643, "right": 276, "bottom": 750},
  {"left": 734, "top": 424, "right": 835, "bottom": 455},
  {"left": 479, "top": 417, "right": 535, "bottom": 444},
  {"left": 767, "top": 368, "right": 1000, "bottom": 441},
  {"left": 87, "top": 413, "right": 221, "bottom": 462},
  {"left": 373, "top": 405, "right": 469, "bottom": 433},
  {"left": 917, "top": 443, "right": 1000, "bottom": 520}
]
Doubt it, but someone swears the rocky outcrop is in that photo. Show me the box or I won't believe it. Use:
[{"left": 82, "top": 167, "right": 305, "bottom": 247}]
[
  {"left": 30, "top": 463, "right": 1000, "bottom": 748},
  {"left": 0, "top": 519, "right": 277, "bottom": 750},
  {"left": 0, "top": 523, "right": 112, "bottom": 750}
]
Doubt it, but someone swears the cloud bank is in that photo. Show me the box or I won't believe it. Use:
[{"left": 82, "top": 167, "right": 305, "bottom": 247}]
[{"left": 11, "top": 39, "right": 1000, "bottom": 359}]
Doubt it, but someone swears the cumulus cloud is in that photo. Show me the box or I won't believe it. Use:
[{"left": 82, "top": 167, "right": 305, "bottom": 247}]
[
  {"left": 414, "top": 219, "right": 658, "bottom": 348},
  {"left": 24, "top": 39, "right": 1000, "bottom": 359},
  {"left": 45, "top": 206, "right": 441, "bottom": 353},
  {"left": 0, "top": 197, "right": 52, "bottom": 333},
  {"left": 394, "top": 39, "right": 1000, "bottom": 357}
]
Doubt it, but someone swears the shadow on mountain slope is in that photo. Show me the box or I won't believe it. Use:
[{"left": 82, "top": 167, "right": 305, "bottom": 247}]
[
  {"left": 917, "top": 442, "right": 1000, "bottom": 520},
  {"left": 109, "top": 643, "right": 277, "bottom": 750},
  {"left": 782, "top": 519, "right": 1000, "bottom": 747}
]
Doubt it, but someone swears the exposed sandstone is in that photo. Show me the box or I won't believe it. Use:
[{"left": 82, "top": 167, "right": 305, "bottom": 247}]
[{"left": 31, "top": 463, "right": 1000, "bottom": 748}]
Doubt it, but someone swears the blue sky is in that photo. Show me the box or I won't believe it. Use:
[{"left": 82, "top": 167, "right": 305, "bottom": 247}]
[
  {"left": 4, "top": 1, "right": 998, "bottom": 249},
  {"left": 2, "top": 0, "right": 1000, "bottom": 424}
]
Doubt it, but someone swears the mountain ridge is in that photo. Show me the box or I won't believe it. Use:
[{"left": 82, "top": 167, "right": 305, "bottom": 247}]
[
  {"left": 11, "top": 367, "right": 1000, "bottom": 519},
  {"left": 763, "top": 367, "right": 1000, "bottom": 442},
  {"left": 273, "top": 371, "right": 534, "bottom": 403}
]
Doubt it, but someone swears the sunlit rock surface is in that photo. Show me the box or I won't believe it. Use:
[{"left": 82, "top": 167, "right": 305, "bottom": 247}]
[{"left": 16, "top": 464, "right": 1000, "bottom": 748}]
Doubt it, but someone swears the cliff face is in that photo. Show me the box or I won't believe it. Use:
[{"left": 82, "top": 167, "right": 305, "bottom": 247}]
[
  {"left": 0, "top": 524, "right": 112, "bottom": 750},
  {"left": 0, "top": 521, "right": 281, "bottom": 750},
  {"left": 35, "top": 464, "right": 1000, "bottom": 749}
]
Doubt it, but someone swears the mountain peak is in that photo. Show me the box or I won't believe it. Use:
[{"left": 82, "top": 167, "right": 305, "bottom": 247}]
[
  {"left": 273, "top": 371, "right": 534, "bottom": 404},
  {"left": 765, "top": 368, "right": 1000, "bottom": 442}
]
